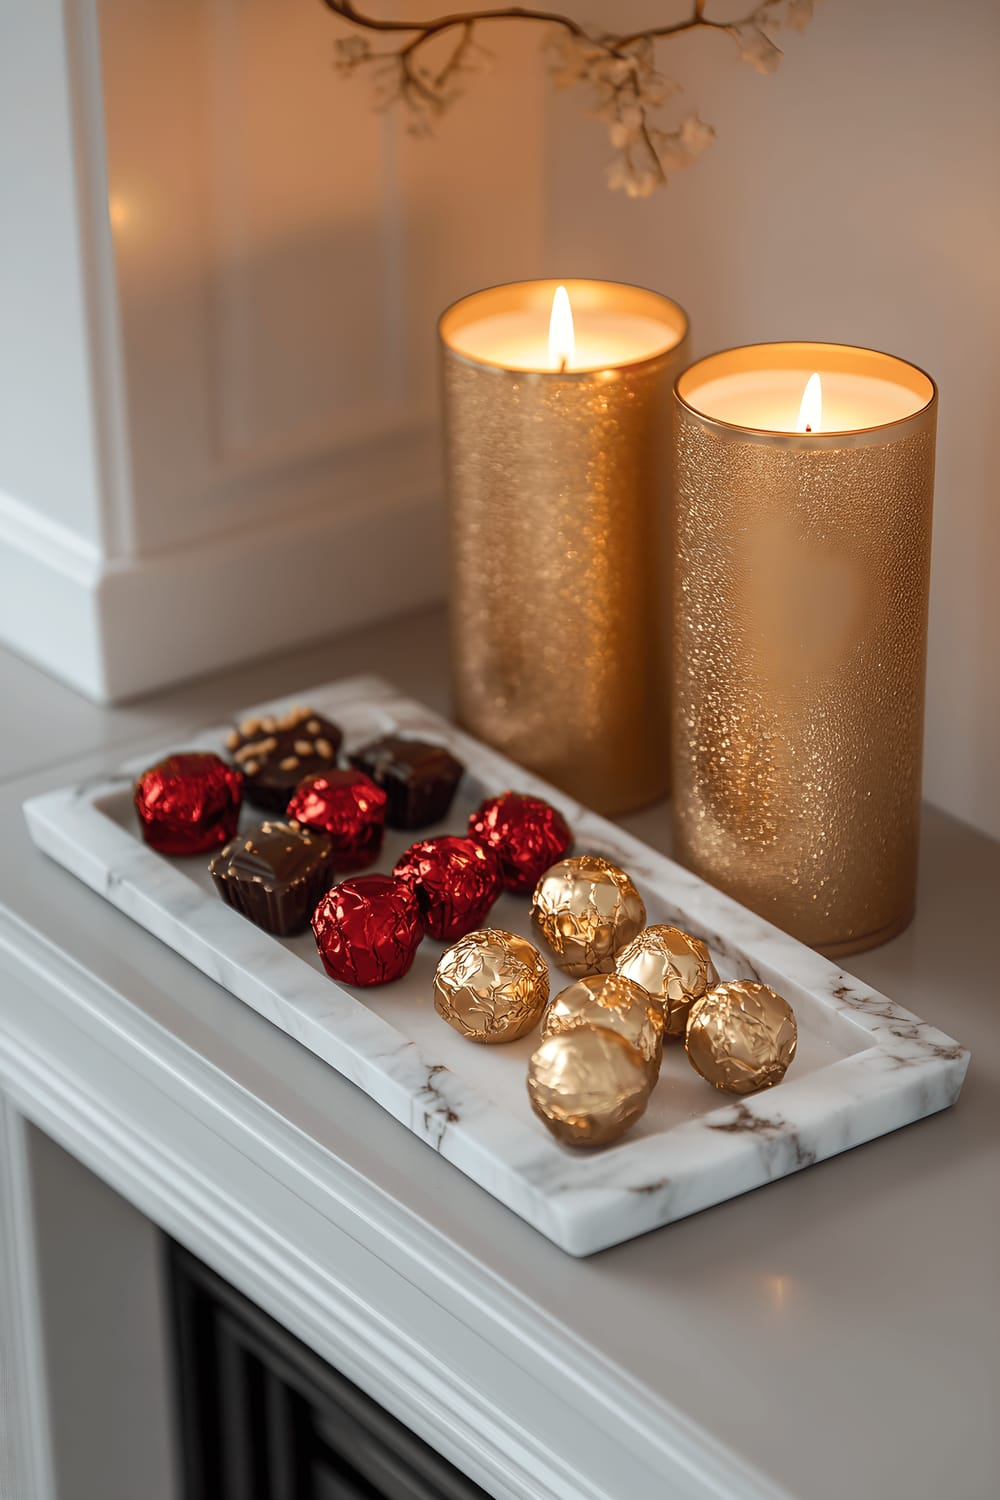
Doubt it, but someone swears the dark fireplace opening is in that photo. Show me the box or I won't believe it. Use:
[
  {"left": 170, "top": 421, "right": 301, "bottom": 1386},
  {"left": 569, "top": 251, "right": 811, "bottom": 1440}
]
[{"left": 167, "top": 1240, "right": 489, "bottom": 1500}]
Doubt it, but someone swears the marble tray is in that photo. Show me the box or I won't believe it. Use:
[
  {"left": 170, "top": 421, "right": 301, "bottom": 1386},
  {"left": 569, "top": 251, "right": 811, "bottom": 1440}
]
[{"left": 23, "top": 676, "right": 969, "bottom": 1256}]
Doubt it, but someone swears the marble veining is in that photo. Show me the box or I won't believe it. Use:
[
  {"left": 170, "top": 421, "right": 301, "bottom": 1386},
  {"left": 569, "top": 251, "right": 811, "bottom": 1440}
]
[{"left": 22, "top": 674, "right": 970, "bottom": 1257}]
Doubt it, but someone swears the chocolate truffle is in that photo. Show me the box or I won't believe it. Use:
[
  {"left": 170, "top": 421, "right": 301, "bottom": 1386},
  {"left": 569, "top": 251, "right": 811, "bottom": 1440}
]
[
  {"left": 527, "top": 1027, "right": 652, "bottom": 1148},
  {"left": 210, "top": 820, "right": 334, "bottom": 936},
  {"left": 468, "top": 792, "right": 572, "bottom": 893},
  {"left": 133, "top": 752, "right": 243, "bottom": 856},
  {"left": 686, "top": 981, "right": 798, "bottom": 1094},
  {"left": 393, "top": 835, "right": 500, "bottom": 942},
  {"left": 349, "top": 735, "right": 464, "bottom": 830},
  {"left": 530, "top": 855, "right": 646, "bottom": 976},
  {"left": 433, "top": 929, "right": 549, "bottom": 1044},
  {"left": 616, "top": 925, "right": 719, "bottom": 1038},
  {"left": 541, "top": 973, "right": 664, "bottom": 1073},
  {"left": 286, "top": 769, "right": 386, "bottom": 872},
  {"left": 312, "top": 874, "right": 423, "bottom": 987},
  {"left": 227, "top": 705, "right": 343, "bottom": 813}
]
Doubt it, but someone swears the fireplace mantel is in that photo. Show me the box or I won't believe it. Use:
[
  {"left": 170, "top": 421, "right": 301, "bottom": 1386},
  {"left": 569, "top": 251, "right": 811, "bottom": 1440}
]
[{"left": 1, "top": 608, "right": 997, "bottom": 1500}]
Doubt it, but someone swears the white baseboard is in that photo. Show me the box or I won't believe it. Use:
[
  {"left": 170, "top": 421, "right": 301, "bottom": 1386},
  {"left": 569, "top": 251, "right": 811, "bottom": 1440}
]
[
  {"left": 0, "top": 472, "right": 447, "bottom": 703},
  {"left": 0, "top": 493, "right": 108, "bottom": 699}
]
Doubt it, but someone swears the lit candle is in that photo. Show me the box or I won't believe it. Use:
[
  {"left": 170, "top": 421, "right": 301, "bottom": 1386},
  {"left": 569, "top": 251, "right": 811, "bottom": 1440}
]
[
  {"left": 439, "top": 279, "right": 689, "bottom": 815},
  {"left": 685, "top": 354, "right": 921, "bottom": 432},
  {"left": 797, "top": 371, "right": 822, "bottom": 432},
  {"left": 671, "top": 342, "right": 937, "bottom": 956},
  {"left": 450, "top": 282, "right": 683, "bottom": 373}
]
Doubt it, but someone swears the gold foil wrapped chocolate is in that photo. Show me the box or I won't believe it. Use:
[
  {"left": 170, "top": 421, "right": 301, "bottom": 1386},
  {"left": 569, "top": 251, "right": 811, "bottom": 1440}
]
[
  {"left": 527, "top": 1026, "right": 652, "bottom": 1148},
  {"left": 615, "top": 924, "right": 719, "bottom": 1039},
  {"left": 530, "top": 855, "right": 646, "bottom": 977},
  {"left": 685, "top": 981, "right": 797, "bottom": 1094},
  {"left": 542, "top": 973, "right": 664, "bottom": 1073},
  {"left": 434, "top": 928, "right": 549, "bottom": 1044}
]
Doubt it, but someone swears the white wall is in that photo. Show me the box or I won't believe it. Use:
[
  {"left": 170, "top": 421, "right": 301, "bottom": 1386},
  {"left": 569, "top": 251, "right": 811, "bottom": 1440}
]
[
  {"left": 543, "top": 0, "right": 1000, "bottom": 839},
  {"left": 0, "top": 0, "right": 548, "bottom": 699},
  {"left": 96, "top": 0, "right": 547, "bottom": 560}
]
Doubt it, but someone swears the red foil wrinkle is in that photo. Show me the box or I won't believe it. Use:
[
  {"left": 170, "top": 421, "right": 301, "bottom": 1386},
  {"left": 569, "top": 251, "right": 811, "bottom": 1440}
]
[
  {"left": 468, "top": 792, "right": 573, "bottom": 893},
  {"left": 393, "top": 835, "right": 501, "bottom": 942},
  {"left": 287, "top": 770, "right": 387, "bottom": 872},
  {"left": 311, "top": 875, "right": 423, "bottom": 987},
  {"left": 134, "top": 753, "right": 243, "bottom": 856}
]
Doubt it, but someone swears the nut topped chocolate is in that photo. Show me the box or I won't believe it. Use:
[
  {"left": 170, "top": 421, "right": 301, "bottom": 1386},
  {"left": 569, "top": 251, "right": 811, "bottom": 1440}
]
[
  {"left": 348, "top": 735, "right": 464, "bottom": 830},
  {"left": 210, "top": 820, "right": 334, "bottom": 936},
  {"left": 226, "top": 706, "right": 343, "bottom": 813}
]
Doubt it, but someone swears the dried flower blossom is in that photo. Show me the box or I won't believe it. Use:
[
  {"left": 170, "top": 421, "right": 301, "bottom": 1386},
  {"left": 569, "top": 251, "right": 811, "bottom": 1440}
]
[
  {"left": 736, "top": 23, "right": 784, "bottom": 74},
  {"left": 321, "top": 1, "right": 820, "bottom": 195},
  {"left": 786, "top": 0, "right": 815, "bottom": 30},
  {"left": 335, "top": 33, "right": 371, "bottom": 69}
]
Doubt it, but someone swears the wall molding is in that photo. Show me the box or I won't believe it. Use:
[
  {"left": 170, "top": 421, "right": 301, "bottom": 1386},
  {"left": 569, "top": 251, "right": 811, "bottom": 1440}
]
[
  {"left": 61, "top": 0, "right": 137, "bottom": 560},
  {"left": 0, "top": 450, "right": 446, "bottom": 703}
]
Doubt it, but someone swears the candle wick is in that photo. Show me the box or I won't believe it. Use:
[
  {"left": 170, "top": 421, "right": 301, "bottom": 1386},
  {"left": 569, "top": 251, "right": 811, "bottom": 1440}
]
[
  {"left": 559, "top": 356, "right": 567, "bottom": 374},
  {"left": 805, "top": 423, "right": 812, "bottom": 433}
]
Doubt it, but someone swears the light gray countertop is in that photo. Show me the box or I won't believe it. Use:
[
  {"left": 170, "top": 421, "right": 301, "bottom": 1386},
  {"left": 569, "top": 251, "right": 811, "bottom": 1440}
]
[{"left": 1, "top": 606, "right": 997, "bottom": 1500}]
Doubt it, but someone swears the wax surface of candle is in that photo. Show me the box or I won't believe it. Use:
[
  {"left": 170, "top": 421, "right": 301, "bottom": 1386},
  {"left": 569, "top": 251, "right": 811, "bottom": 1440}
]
[
  {"left": 687, "top": 370, "right": 924, "bottom": 432},
  {"left": 448, "top": 309, "right": 678, "bottom": 372}
]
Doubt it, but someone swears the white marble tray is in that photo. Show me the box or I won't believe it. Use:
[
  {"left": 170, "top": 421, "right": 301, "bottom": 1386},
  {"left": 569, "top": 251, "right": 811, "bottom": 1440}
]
[{"left": 23, "top": 676, "right": 969, "bottom": 1256}]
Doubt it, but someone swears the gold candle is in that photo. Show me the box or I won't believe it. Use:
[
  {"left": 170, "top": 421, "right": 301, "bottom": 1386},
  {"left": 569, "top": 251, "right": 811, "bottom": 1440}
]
[
  {"left": 672, "top": 342, "right": 937, "bottom": 957},
  {"left": 440, "top": 279, "right": 689, "bottom": 815}
]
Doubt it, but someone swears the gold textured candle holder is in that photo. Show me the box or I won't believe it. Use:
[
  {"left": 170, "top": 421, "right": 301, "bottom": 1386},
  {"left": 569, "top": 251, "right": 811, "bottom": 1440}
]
[
  {"left": 440, "top": 280, "right": 689, "bottom": 816},
  {"left": 672, "top": 342, "right": 937, "bottom": 957}
]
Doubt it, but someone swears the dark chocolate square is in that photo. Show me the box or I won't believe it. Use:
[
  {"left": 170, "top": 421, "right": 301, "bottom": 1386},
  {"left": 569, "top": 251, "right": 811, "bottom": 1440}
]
[
  {"left": 348, "top": 735, "right": 463, "bottom": 830},
  {"left": 210, "top": 820, "right": 334, "bottom": 935}
]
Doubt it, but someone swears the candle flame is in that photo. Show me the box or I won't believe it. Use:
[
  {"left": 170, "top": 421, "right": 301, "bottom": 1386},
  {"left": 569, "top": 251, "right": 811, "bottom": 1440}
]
[
  {"left": 548, "top": 284, "right": 575, "bottom": 372},
  {"left": 797, "top": 371, "right": 822, "bottom": 433}
]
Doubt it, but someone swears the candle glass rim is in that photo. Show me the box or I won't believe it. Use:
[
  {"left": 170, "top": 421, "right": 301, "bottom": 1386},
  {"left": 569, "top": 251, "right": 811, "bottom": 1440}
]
[
  {"left": 438, "top": 277, "right": 689, "bottom": 377},
  {"left": 674, "top": 340, "right": 937, "bottom": 445}
]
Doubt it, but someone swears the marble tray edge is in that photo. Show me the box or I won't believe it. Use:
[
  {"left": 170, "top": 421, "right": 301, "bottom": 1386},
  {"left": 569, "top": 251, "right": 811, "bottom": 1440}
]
[{"left": 22, "top": 675, "right": 971, "bottom": 1257}]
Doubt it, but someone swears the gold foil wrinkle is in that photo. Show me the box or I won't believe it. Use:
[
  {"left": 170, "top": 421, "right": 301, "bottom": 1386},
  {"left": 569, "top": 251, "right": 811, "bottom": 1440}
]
[
  {"left": 530, "top": 855, "right": 646, "bottom": 977},
  {"left": 527, "top": 1026, "right": 652, "bottom": 1148},
  {"left": 615, "top": 924, "right": 718, "bottom": 1037},
  {"left": 434, "top": 928, "right": 549, "bottom": 1044},
  {"left": 685, "top": 981, "right": 797, "bottom": 1094},
  {"left": 542, "top": 973, "right": 664, "bottom": 1072}
]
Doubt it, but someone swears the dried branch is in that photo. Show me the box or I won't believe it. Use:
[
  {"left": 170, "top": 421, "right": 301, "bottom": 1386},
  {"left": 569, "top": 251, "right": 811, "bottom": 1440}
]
[{"left": 321, "top": 1, "right": 819, "bottom": 194}]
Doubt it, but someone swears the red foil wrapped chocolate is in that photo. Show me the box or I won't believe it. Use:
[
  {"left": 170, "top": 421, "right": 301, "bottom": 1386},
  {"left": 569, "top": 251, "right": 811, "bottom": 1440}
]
[
  {"left": 286, "top": 770, "right": 387, "bottom": 872},
  {"left": 134, "top": 752, "right": 243, "bottom": 856},
  {"left": 393, "top": 835, "right": 501, "bottom": 942},
  {"left": 311, "top": 874, "right": 422, "bottom": 987},
  {"left": 468, "top": 792, "right": 572, "bottom": 893}
]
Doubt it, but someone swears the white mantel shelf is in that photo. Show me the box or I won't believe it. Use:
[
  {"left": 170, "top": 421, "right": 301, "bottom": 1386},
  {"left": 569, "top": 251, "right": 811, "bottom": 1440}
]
[{"left": 1, "top": 606, "right": 997, "bottom": 1500}]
